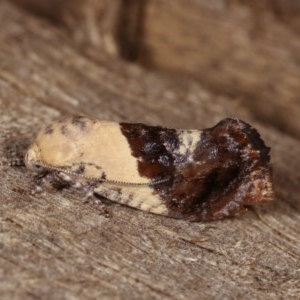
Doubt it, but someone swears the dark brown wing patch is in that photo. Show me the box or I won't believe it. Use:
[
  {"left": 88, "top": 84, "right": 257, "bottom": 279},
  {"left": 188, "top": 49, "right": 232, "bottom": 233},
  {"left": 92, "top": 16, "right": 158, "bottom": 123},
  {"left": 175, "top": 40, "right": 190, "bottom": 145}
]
[{"left": 121, "top": 118, "right": 273, "bottom": 221}]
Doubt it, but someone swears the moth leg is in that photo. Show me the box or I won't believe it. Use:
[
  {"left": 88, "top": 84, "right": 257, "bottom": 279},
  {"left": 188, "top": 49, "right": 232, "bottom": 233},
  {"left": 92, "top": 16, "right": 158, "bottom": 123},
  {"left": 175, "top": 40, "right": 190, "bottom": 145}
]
[
  {"left": 83, "top": 189, "right": 96, "bottom": 204},
  {"left": 82, "top": 182, "right": 110, "bottom": 218},
  {"left": 80, "top": 180, "right": 102, "bottom": 205},
  {"left": 30, "top": 170, "right": 75, "bottom": 195},
  {"left": 30, "top": 171, "right": 57, "bottom": 195}
]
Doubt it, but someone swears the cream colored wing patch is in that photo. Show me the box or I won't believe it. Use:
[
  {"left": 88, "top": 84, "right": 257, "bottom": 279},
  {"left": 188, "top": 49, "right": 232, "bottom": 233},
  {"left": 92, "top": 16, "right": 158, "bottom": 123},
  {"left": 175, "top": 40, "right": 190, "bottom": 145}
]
[
  {"left": 25, "top": 116, "right": 150, "bottom": 184},
  {"left": 94, "top": 183, "right": 168, "bottom": 215}
]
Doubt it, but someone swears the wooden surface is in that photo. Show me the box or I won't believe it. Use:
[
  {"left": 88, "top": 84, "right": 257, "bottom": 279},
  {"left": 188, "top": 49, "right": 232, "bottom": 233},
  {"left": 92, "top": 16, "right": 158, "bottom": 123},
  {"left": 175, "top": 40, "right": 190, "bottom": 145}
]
[
  {"left": 9, "top": 0, "right": 122, "bottom": 55},
  {"left": 9, "top": 0, "right": 300, "bottom": 140},
  {"left": 0, "top": 2, "right": 300, "bottom": 299},
  {"left": 140, "top": 0, "right": 300, "bottom": 140}
]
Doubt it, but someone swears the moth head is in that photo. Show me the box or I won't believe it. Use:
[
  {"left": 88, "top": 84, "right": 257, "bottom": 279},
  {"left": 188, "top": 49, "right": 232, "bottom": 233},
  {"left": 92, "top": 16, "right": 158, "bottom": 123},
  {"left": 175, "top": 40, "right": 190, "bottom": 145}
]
[
  {"left": 25, "top": 125, "right": 78, "bottom": 173},
  {"left": 25, "top": 142, "right": 43, "bottom": 172}
]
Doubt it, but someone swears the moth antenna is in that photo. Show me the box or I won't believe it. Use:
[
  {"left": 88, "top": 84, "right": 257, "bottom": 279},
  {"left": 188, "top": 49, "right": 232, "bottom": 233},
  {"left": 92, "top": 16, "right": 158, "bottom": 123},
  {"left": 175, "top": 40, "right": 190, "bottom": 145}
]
[
  {"left": 10, "top": 158, "right": 25, "bottom": 166},
  {"left": 34, "top": 161, "right": 170, "bottom": 186},
  {"left": 0, "top": 158, "right": 25, "bottom": 167}
]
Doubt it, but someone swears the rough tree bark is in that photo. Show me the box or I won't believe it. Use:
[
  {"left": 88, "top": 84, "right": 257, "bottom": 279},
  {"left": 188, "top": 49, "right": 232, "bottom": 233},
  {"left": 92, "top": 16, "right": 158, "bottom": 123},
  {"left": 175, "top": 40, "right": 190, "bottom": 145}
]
[{"left": 0, "top": 2, "right": 299, "bottom": 300}]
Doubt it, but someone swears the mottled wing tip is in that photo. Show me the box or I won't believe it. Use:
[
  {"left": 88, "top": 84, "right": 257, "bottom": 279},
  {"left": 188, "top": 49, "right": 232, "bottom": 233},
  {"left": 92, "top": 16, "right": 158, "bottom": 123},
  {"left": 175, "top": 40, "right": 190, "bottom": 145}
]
[
  {"left": 216, "top": 117, "right": 274, "bottom": 198},
  {"left": 154, "top": 117, "right": 274, "bottom": 221},
  {"left": 214, "top": 117, "right": 271, "bottom": 163},
  {"left": 208, "top": 117, "right": 274, "bottom": 199}
]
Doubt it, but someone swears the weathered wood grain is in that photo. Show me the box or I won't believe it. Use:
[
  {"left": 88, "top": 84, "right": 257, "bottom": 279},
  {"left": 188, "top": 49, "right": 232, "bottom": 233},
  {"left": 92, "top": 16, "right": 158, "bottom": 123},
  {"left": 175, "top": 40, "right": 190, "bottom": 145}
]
[
  {"left": 139, "top": 0, "right": 300, "bottom": 140},
  {"left": 8, "top": 0, "right": 121, "bottom": 55},
  {"left": 0, "top": 2, "right": 299, "bottom": 300},
  {"left": 7, "top": 0, "right": 300, "bottom": 140}
]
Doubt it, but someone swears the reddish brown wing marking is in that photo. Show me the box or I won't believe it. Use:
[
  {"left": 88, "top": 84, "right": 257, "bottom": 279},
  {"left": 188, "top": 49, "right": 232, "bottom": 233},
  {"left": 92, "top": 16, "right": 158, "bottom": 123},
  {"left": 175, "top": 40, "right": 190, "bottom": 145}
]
[{"left": 121, "top": 118, "right": 273, "bottom": 221}]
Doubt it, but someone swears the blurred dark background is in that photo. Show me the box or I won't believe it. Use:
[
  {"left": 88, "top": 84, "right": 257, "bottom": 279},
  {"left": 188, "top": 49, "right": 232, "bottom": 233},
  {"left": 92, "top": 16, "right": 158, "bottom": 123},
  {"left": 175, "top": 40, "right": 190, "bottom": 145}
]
[{"left": 5, "top": 0, "right": 300, "bottom": 139}]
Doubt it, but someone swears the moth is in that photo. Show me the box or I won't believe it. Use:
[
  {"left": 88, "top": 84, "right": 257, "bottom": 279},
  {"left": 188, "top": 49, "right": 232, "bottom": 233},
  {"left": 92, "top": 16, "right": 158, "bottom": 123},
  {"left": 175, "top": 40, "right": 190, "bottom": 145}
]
[{"left": 25, "top": 115, "right": 273, "bottom": 221}]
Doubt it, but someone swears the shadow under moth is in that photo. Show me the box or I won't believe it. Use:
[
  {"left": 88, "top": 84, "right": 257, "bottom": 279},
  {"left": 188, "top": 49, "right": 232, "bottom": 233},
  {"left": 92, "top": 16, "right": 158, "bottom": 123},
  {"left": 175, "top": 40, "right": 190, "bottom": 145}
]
[{"left": 25, "top": 115, "right": 273, "bottom": 221}]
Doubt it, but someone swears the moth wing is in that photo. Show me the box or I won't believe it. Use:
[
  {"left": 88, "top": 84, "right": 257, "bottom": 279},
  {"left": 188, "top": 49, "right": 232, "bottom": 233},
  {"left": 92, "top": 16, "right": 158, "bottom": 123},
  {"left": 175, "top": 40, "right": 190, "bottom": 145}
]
[{"left": 94, "top": 184, "right": 168, "bottom": 216}]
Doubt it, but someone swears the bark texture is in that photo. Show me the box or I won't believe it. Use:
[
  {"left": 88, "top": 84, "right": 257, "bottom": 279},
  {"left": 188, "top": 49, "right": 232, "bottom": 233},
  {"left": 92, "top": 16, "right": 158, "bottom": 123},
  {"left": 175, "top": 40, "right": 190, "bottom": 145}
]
[
  {"left": 139, "top": 0, "right": 300, "bottom": 140},
  {"left": 9, "top": 0, "right": 300, "bottom": 140}
]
